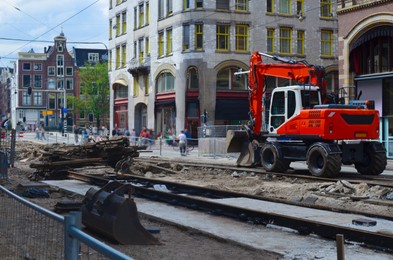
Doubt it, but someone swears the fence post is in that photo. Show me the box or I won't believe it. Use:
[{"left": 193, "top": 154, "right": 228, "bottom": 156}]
[{"left": 64, "top": 211, "right": 81, "bottom": 260}]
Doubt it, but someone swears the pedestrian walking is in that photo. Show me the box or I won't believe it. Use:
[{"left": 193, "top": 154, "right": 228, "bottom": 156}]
[
  {"left": 178, "top": 130, "right": 187, "bottom": 156},
  {"left": 40, "top": 126, "right": 46, "bottom": 141},
  {"left": 35, "top": 126, "right": 40, "bottom": 139}
]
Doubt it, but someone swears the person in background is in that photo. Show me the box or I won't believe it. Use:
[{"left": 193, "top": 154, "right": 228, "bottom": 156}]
[
  {"left": 35, "top": 126, "right": 40, "bottom": 140},
  {"left": 131, "top": 129, "right": 136, "bottom": 144},
  {"left": 40, "top": 126, "right": 46, "bottom": 141},
  {"left": 73, "top": 125, "right": 79, "bottom": 144},
  {"left": 178, "top": 130, "right": 187, "bottom": 156}
]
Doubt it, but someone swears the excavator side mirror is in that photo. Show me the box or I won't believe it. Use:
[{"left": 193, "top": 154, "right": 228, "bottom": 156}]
[{"left": 356, "top": 90, "right": 362, "bottom": 100}]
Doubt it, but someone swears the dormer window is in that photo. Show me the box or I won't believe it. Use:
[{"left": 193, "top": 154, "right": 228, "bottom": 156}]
[{"left": 88, "top": 53, "right": 99, "bottom": 63}]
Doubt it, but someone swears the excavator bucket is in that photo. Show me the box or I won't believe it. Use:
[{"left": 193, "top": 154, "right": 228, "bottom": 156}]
[
  {"left": 226, "top": 130, "right": 255, "bottom": 166},
  {"left": 81, "top": 181, "right": 160, "bottom": 245}
]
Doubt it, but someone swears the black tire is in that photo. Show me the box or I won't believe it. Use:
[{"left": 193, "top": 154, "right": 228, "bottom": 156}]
[
  {"left": 260, "top": 143, "right": 290, "bottom": 173},
  {"left": 307, "top": 145, "right": 341, "bottom": 177},
  {"left": 355, "top": 144, "right": 387, "bottom": 175}
]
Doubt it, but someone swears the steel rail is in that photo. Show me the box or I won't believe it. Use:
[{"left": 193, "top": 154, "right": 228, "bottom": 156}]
[
  {"left": 133, "top": 157, "right": 393, "bottom": 188},
  {"left": 67, "top": 171, "right": 393, "bottom": 252}
]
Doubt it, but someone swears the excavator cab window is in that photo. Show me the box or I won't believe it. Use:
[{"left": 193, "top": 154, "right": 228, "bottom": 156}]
[
  {"left": 270, "top": 91, "right": 285, "bottom": 129},
  {"left": 301, "top": 89, "right": 320, "bottom": 108}
]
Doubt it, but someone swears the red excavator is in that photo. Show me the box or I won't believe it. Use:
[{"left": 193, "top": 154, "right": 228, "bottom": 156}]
[{"left": 227, "top": 51, "right": 387, "bottom": 177}]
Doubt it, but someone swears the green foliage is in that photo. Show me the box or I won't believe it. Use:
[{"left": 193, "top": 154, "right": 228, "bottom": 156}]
[{"left": 69, "top": 61, "right": 109, "bottom": 127}]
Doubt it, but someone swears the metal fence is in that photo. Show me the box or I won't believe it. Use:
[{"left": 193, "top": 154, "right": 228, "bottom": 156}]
[{"left": 0, "top": 185, "right": 133, "bottom": 260}]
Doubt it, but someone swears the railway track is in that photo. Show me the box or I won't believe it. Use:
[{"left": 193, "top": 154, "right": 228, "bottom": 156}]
[
  {"left": 133, "top": 157, "right": 393, "bottom": 188},
  {"left": 67, "top": 170, "right": 393, "bottom": 252}
]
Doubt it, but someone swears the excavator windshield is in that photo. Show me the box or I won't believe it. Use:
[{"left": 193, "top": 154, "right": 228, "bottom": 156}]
[{"left": 301, "top": 89, "right": 320, "bottom": 108}]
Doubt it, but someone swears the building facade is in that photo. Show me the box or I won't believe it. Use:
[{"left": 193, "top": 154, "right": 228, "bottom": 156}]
[
  {"left": 0, "top": 67, "right": 15, "bottom": 126},
  {"left": 16, "top": 32, "right": 76, "bottom": 131},
  {"left": 109, "top": 0, "right": 338, "bottom": 139},
  {"left": 337, "top": 0, "right": 393, "bottom": 156},
  {"left": 14, "top": 32, "right": 108, "bottom": 131}
]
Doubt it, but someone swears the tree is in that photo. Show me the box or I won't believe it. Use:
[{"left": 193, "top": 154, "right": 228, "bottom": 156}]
[{"left": 69, "top": 61, "right": 109, "bottom": 128}]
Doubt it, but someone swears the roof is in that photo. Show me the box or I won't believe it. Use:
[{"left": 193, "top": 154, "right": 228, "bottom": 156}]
[{"left": 72, "top": 47, "right": 108, "bottom": 67}]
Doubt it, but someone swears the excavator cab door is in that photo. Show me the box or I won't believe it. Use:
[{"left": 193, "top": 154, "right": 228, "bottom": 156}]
[{"left": 269, "top": 88, "right": 298, "bottom": 133}]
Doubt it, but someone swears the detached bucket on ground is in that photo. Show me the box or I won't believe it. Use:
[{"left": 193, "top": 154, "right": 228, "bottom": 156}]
[{"left": 81, "top": 181, "right": 160, "bottom": 245}]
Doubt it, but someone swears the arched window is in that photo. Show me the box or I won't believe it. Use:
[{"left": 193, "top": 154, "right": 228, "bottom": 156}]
[
  {"left": 187, "top": 67, "right": 198, "bottom": 89},
  {"left": 156, "top": 72, "right": 175, "bottom": 93},
  {"left": 216, "top": 67, "right": 247, "bottom": 90}
]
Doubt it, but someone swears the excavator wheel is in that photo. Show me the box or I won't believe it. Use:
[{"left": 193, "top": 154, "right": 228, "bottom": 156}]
[
  {"left": 260, "top": 143, "right": 290, "bottom": 173},
  {"left": 307, "top": 145, "right": 341, "bottom": 177},
  {"left": 354, "top": 142, "right": 387, "bottom": 175}
]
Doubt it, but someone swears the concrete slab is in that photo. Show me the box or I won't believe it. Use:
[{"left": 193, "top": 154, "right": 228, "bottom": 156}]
[{"left": 43, "top": 180, "right": 393, "bottom": 259}]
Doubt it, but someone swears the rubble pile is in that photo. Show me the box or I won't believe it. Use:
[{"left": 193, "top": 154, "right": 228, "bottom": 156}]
[
  {"left": 318, "top": 180, "right": 393, "bottom": 200},
  {"left": 29, "top": 137, "right": 143, "bottom": 179}
]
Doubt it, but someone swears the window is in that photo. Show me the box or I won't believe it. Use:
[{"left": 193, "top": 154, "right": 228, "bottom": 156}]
[
  {"left": 23, "top": 63, "right": 31, "bottom": 71},
  {"left": 133, "top": 76, "right": 139, "bottom": 97},
  {"left": 280, "top": 27, "right": 292, "bottom": 54},
  {"left": 236, "top": 0, "right": 248, "bottom": 12},
  {"left": 23, "top": 75, "right": 30, "bottom": 88},
  {"left": 57, "top": 79, "right": 64, "bottom": 90},
  {"left": 183, "top": 24, "right": 190, "bottom": 51},
  {"left": 48, "top": 78, "right": 55, "bottom": 89},
  {"left": 167, "top": 0, "right": 173, "bottom": 16},
  {"left": 114, "top": 86, "right": 128, "bottom": 98},
  {"left": 139, "top": 4, "right": 144, "bottom": 28},
  {"left": 297, "top": 30, "right": 304, "bottom": 55},
  {"left": 167, "top": 28, "right": 172, "bottom": 55},
  {"left": 158, "top": 0, "right": 164, "bottom": 19},
  {"left": 216, "top": 67, "right": 247, "bottom": 90},
  {"left": 57, "top": 41, "right": 64, "bottom": 52},
  {"left": 195, "top": 24, "right": 204, "bottom": 50},
  {"left": 144, "top": 74, "right": 150, "bottom": 95},
  {"left": 22, "top": 92, "right": 31, "bottom": 105},
  {"left": 216, "top": 24, "right": 230, "bottom": 51},
  {"left": 109, "top": 19, "right": 113, "bottom": 39},
  {"left": 279, "top": 0, "right": 291, "bottom": 15},
  {"left": 196, "top": 0, "right": 203, "bottom": 8},
  {"left": 34, "top": 75, "right": 42, "bottom": 88},
  {"left": 267, "top": 28, "right": 275, "bottom": 53},
  {"left": 145, "top": 37, "right": 150, "bottom": 56},
  {"left": 158, "top": 31, "right": 164, "bottom": 57},
  {"left": 33, "top": 63, "right": 42, "bottom": 71},
  {"left": 296, "top": 0, "right": 304, "bottom": 16},
  {"left": 157, "top": 72, "right": 175, "bottom": 93},
  {"left": 88, "top": 53, "right": 99, "bottom": 63},
  {"left": 270, "top": 91, "right": 285, "bottom": 128},
  {"left": 267, "top": 0, "right": 274, "bottom": 13},
  {"left": 57, "top": 55, "right": 64, "bottom": 66},
  {"left": 187, "top": 67, "right": 199, "bottom": 89},
  {"left": 33, "top": 92, "right": 42, "bottom": 105},
  {"left": 184, "top": 0, "right": 190, "bottom": 10},
  {"left": 66, "top": 67, "right": 73, "bottom": 76},
  {"left": 133, "top": 41, "right": 137, "bottom": 58},
  {"left": 57, "top": 67, "right": 64, "bottom": 76},
  {"left": 146, "top": 2, "right": 150, "bottom": 25},
  {"left": 320, "top": 0, "right": 332, "bottom": 18},
  {"left": 216, "top": 0, "right": 229, "bottom": 10},
  {"left": 116, "top": 46, "right": 121, "bottom": 68},
  {"left": 66, "top": 79, "right": 73, "bottom": 90},
  {"left": 116, "top": 14, "right": 120, "bottom": 36},
  {"left": 321, "top": 30, "right": 333, "bottom": 56},
  {"left": 121, "top": 44, "right": 127, "bottom": 67},
  {"left": 48, "top": 93, "right": 56, "bottom": 109},
  {"left": 122, "top": 12, "right": 127, "bottom": 34},
  {"left": 48, "top": 66, "right": 55, "bottom": 76},
  {"left": 235, "top": 24, "right": 249, "bottom": 52},
  {"left": 139, "top": 38, "right": 144, "bottom": 63}
]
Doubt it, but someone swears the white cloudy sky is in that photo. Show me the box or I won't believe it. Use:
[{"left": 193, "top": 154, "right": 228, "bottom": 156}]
[{"left": 0, "top": 0, "right": 108, "bottom": 66}]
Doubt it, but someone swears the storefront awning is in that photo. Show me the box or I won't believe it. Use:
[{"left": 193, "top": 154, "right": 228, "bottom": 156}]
[
  {"left": 215, "top": 99, "right": 249, "bottom": 120},
  {"left": 354, "top": 73, "right": 393, "bottom": 81}
]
